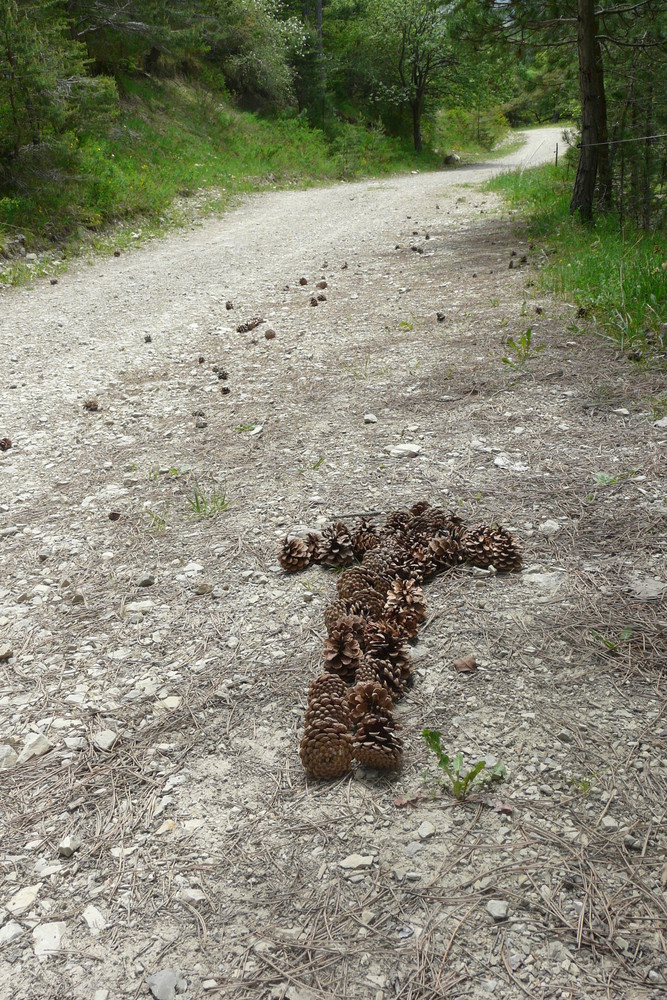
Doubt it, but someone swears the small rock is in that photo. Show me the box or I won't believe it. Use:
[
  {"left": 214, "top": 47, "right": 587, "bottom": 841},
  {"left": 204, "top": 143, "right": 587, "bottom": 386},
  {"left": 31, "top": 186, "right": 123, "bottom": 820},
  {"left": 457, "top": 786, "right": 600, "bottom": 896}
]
[
  {"left": 384, "top": 443, "right": 422, "bottom": 458},
  {"left": 538, "top": 519, "right": 561, "bottom": 536},
  {"left": 417, "top": 822, "right": 436, "bottom": 841},
  {"left": 194, "top": 581, "right": 214, "bottom": 595},
  {"left": 299, "top": 277, "right": 308, "bottom": 285},
  {"left": 92, "top": 730, "right": 118, "bottom": 752},
  {"left": 404, "top": 841, "right": 423, "bottom": 857},
  {"left": 58, "top": 835, "right": 81, "bottom": 858},
  {"left": 601, "top": 815, "right": 619, "bottom": 832},
  {"left": 0, "top": 921, "right": 24, "bottom": 946},
  {"left": 264, "top": 329, "right": 276, "bottom": 340},
  {"left": 147, "top": 968, "right": 188, "bottom": 1000},
  {"left": 654, "top": 416, "right": 667, "bottom": 428},
  {"left": 7, "top": 883, "right": 42, "bottom": 916},
  {"left": 94, "top": 991, "right": 110, "bottom": 1000},
  {"left": 486, "top": 900, "right": 509, "bottom": 922},
  {"left": 82, "top": 904, "right": 107, "bottom": 934},
  {"left": 135, "top": 573, "right": 155, "bottom": 587},
  {"left": 436, "top": 312, "right": 446, "bottom": 322},
  {"left": 17, "top": 733, "right": 52, "bottom": 764},
  {"left": 225, "top": 300, "right": 234, "bottom": 310},
  {"left": 310, "top": 297, "right": 318, "bottom": 306},
  {"left": 126, "top": 600, "right": 154, "bottom": 613},
  {"left": 0, "top": 744, "right": 17, "bottom": 768},
  {"left": 339, "top": 854, "right": 374, "bottom": 870},
  {"left": 0, "top": 644, "right": 13, "bottom": 662},
  {"left": 364, "top": 413, "right": 378, "bottom": 424},
  {"left": 33, "top": 921, "right": 67, "bottom": 958}
]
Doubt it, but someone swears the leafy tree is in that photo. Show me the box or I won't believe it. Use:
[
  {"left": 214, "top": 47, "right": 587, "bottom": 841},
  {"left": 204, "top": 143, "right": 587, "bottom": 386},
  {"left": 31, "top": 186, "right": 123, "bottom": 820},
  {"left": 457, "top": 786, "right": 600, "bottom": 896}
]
[
  {"left": 368, "top": 0, "right": 455, "bottom": 151},
  {"left": 0, "top": 0, "right": 116, "bottom": 160}
]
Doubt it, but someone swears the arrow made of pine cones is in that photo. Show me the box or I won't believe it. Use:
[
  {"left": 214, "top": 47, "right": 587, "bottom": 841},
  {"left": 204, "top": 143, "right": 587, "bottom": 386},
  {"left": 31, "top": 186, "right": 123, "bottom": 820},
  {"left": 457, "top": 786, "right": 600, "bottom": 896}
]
[{"left": 278, "top": 500, "right": 522, "bottom": 780}]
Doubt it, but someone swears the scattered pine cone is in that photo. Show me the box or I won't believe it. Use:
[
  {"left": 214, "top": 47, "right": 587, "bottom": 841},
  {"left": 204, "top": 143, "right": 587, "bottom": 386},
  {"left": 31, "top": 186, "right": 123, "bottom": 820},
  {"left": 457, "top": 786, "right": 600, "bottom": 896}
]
[
  {"left": 278, "top": 537, "right": 311, "bottom": 573},
  {"left": 323, "top": 600, "right": 350, "bottom": 634},
  {"left": 489, "top": 526, "right": 522, "bottom": 572},
  {"left": 362, "top": 655, "right": 411, "bottom": 699},
  {"left": 351, "top": 518, "right": 380, "bottom": 558},
  {"left": 83, "top": 398, "right": 100, "bottom": 412},
  {"left": 0, "top": 437, "right": 11, "bottom": 452},
  {"left": 305, "top": 690, "right": 350, "bottom": 728}
]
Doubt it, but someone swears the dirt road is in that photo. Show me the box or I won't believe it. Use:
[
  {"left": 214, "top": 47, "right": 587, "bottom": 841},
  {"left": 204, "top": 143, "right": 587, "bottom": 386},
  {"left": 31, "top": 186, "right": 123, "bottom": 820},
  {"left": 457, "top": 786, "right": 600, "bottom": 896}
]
[{"left": 1, "top": 128, "right": 665, "bottom": 1000}]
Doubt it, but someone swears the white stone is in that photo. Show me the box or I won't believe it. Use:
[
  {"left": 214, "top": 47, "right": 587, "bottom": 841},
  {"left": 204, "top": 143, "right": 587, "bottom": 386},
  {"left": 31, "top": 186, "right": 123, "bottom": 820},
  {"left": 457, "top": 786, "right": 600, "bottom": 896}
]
[
  {"left": 384, "top": 443, "right": 422, "bottom": 458},
  {"left": 161, "top": 696, "right": 181, "bottom": 711},
  {"left": 654, "top": 416, "right": 667, "bottom": 428},
  {"left": 417, "top": 821, "right": 436, "bottom": 841},
  {"left": 0, "top": 644, "right": 13, "bottom": 662},
  {"left": 7, "top": 883, "right": 42, "bottom": 916},
  {"left": 0, "top": 920, "right": 24, "bottom": 946},
  {"left": 16, "top": 733, "right": 52, "bottom": 764},
  {"left": 364, "top": 413, "right": 377, "bottom": 423},
  {"left": 92, "top": 730, "right": 118, "bottom": 752},
  {"left": 32, "top": 921, "right": 67, "bottom": 958},
  {"left": 126, "top": 600, "right": 154, "bottom": 613},
  {"left": 493, "top": 453, "right": 528, "bottom": 472},
  {"left": 58, "top": 835, "right": 81, "bottom": 858},
  {"left": 0, "top": 744, "right": 17, "bottom": 768},
  {"left": 81, "top": 904, "right": 107, "bottom": 934},
  {"left": 486, "top": 900, "right": 509, "bottom": 922},
  {"left": 339, "top": 853, "right": 374, "bottom": 870},
  {"left": 538, "top": 519, "right": 561, "bottom": 536}
]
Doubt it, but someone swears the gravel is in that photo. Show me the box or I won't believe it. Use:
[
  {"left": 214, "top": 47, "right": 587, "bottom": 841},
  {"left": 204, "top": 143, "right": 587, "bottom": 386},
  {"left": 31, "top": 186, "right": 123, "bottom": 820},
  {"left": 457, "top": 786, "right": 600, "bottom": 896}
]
[{"left": 0, "top": 127, "right": 665, "bottom": 998}]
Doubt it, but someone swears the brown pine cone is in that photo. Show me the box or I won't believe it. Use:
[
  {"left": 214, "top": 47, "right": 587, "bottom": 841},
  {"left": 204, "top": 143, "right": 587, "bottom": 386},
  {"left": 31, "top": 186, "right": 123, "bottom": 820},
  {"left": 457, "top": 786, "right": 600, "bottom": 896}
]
[
  {"left": 323, "top": 625, "right": 363, "bottom": 681},
  {"left": 351, "top": 517, "right": 380, "bottom": 558},
  {"left": 363, "top": 655, "right": 411, "bottom": 699},
  {"left": 278, "top": 536, "right": 311, "bottom": 573},
  {"left": 300, "top": 718, "right": 353, "bottom": 778},
  {"left": 383, "top": 579, "right": 427, "bottom": 638},
  {"left": 463, "top": 526, "right": 495, "bottom": 568},
  {"left": 0, "top": 437, "right": 12, "bottom": 452},
  {"left": 319, "top": 521, "right": 355, "bottom": 567},
  {"left": 323, "top": 600, "right": 349, "bottom": 635},
  {"left": 409, "top": 500, "right": 431, "bottom": 516},
  {"left": 306, "top": 532, "right": 324, "bottom": 560},
  {"left": 336, "top": 567, "right": 371, "bottom": 602},
  {"left": 428, "top": 531, "right": 464, "bottom": 569},
  {"left": 347, "top": 680, "right": 393, "bottom": 724},
  {"left": 308, "top": 673, "right": 347, "bottom": 702},
  {"left": 305, "top": 692, "right": 350, "bottom": 728},
  {"left": 489, "top": 525, "right": 522, "bottom": 572},
  {"left": 353, "top": 715, "right": 402, "bottom": 770},
  {"left": 346, "top": 588, "right": 386, "bottom": 623}
]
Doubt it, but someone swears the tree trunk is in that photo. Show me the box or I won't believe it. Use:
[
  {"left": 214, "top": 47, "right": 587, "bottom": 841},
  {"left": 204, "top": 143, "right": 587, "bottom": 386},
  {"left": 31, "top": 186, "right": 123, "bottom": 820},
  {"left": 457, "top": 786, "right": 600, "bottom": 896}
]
[
  {"left": 315, "top": 0, "right": 325, "bottom": 89},
  {"left": 595, "top": 38, "right": 611, "bottom": 210},
  {"left": 412, "top": 100, "right": 422, "bottom": 152},
  {"left": 570, "top": 0, "right": 600, "bottom": 220}
]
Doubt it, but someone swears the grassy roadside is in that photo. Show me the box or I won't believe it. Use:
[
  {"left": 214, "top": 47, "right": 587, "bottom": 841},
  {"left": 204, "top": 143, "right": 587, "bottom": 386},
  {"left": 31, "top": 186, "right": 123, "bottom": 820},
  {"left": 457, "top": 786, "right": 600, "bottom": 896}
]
[
  {"left": 1, "top": 76, "right": 445, "bottom": 286},
  {"left": 486, "top": 164, "right": 666, "bottom": 356}
]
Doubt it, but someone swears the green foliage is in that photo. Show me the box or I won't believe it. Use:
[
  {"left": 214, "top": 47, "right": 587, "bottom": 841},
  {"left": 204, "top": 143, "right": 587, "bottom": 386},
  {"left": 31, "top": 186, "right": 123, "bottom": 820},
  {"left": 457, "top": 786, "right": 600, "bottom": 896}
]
[
  {"left": 501, "top": 327, "right": 544, "bottom": 369},
  {"left": 422, "top": 729, "right": 506, "bottom": 801},
  {"left": 0, "top": 0, "right": 117, "bottom": 158},
  {"left": 186, "top": 481, "right": 230, "bottom": 517},
  {"left": 487, "top": 164, "right": 667, "bottom": 352}
]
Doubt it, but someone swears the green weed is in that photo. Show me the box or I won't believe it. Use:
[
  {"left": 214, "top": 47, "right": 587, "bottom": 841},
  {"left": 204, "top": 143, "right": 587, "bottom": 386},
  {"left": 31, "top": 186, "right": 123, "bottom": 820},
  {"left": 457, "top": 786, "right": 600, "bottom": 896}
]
[
  {"left": 186, "top": 482, "right": 230, "bottom": 517},
  {"left": 423, "top": 729, "right": 506, "bottom": 801},
  {"left": 501, "top": 327, "right": 544, "bottom": 369},
  {"left": 145, "top": 508, "right": 167, "bottom": 532}
]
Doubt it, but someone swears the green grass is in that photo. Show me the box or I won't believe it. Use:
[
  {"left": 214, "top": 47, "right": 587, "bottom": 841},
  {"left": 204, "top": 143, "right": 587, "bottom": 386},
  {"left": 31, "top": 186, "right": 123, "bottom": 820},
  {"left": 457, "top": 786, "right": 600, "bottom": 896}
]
[
  {"left": 486, "top": 164, "right": 666, "bottom": 353},
  {"left": 0, "top": 76, "right": 442, "bottom": 283}
]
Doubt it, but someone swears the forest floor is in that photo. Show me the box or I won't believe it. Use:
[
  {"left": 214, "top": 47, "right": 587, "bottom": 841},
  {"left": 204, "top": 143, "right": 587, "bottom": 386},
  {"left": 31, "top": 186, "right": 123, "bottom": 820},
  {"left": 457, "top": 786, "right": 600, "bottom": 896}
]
[{"left": 0, "top": 127, "right": 665, "bottom": 1000}]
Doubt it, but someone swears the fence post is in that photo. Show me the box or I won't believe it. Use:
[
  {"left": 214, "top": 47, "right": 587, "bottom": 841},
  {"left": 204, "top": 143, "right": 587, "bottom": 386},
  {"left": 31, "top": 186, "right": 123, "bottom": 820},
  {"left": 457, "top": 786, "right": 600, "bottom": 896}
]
[{"left": 555, "top": 142, "right": 559, "bottom": 167}]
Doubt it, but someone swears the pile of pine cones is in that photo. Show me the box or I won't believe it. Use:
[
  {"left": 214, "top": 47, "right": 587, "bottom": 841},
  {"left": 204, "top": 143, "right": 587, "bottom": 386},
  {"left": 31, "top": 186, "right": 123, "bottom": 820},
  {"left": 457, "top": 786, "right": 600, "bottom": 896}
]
[{"left": 278, "top": 501, "right": 522, "bottom": 780}]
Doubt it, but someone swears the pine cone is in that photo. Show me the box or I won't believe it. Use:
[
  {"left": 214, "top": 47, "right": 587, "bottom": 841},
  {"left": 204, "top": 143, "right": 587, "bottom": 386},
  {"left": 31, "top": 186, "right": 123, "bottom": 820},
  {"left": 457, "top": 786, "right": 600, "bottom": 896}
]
[
  {"left": 346, "top": 588, "right": 386, "bottom": 623},
  {"left": 489, "top": 526, "right": 522, "bottom": 572},
  {"left": 323, "top": 625, "right": 363, "bottom": 680},
  {"left": 324, "top": 600, "right": 349, "bottom": 635},
  {"left": 337, "top": 567, "right": 371, "bottom": 602},
  {"left": 278, "top": 536, "right": 311, "bottom": 573},
  {"left": 0, "top": 437, "right": 12, "bottom": 452},
  {"left": 352, "top": 518, "right": 380, "bottom": 558},
  {"left": 308, "top": 673, "right": 347, "bottom": 701},
  {"left": 305, "top": 691, "right": 350, "bottom": 728},
  {"left": 306, "top": 532, "right": 324, "bottom": 560},
  {"left": 428, "top": 531, "right": 464, "bottom": 569},
  {"left": 347, "top": 680, "right": 393, "bottom": 724},
  {"left": 385, "top": 509, "right": 411, "bottom": 535},
  {"left": 384, "top": 579, "right": 426, "bottom": 638},
  {"left": 409, "top": 500, "right": 431, "bottom": 516},
  {"left": 406, "top": 543, "right": 438, "bottom": 582},
  {"left": 300, "top": 719, "right": 353, "bottom": 779},
  {"left": 353, "top": 715, "right": 402, "bottom": 770},
  {"left": 363, "top": 655, "right": 411, "bottom": 699},
  {"left": 319, "top": 521, "right": 355, "bottom": 567},
  {"left": 83, "top": 398, "right": 100, "bottom": 412},
  {"left": 463, "top": 526, "right": 495, "bottom": 568}
]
